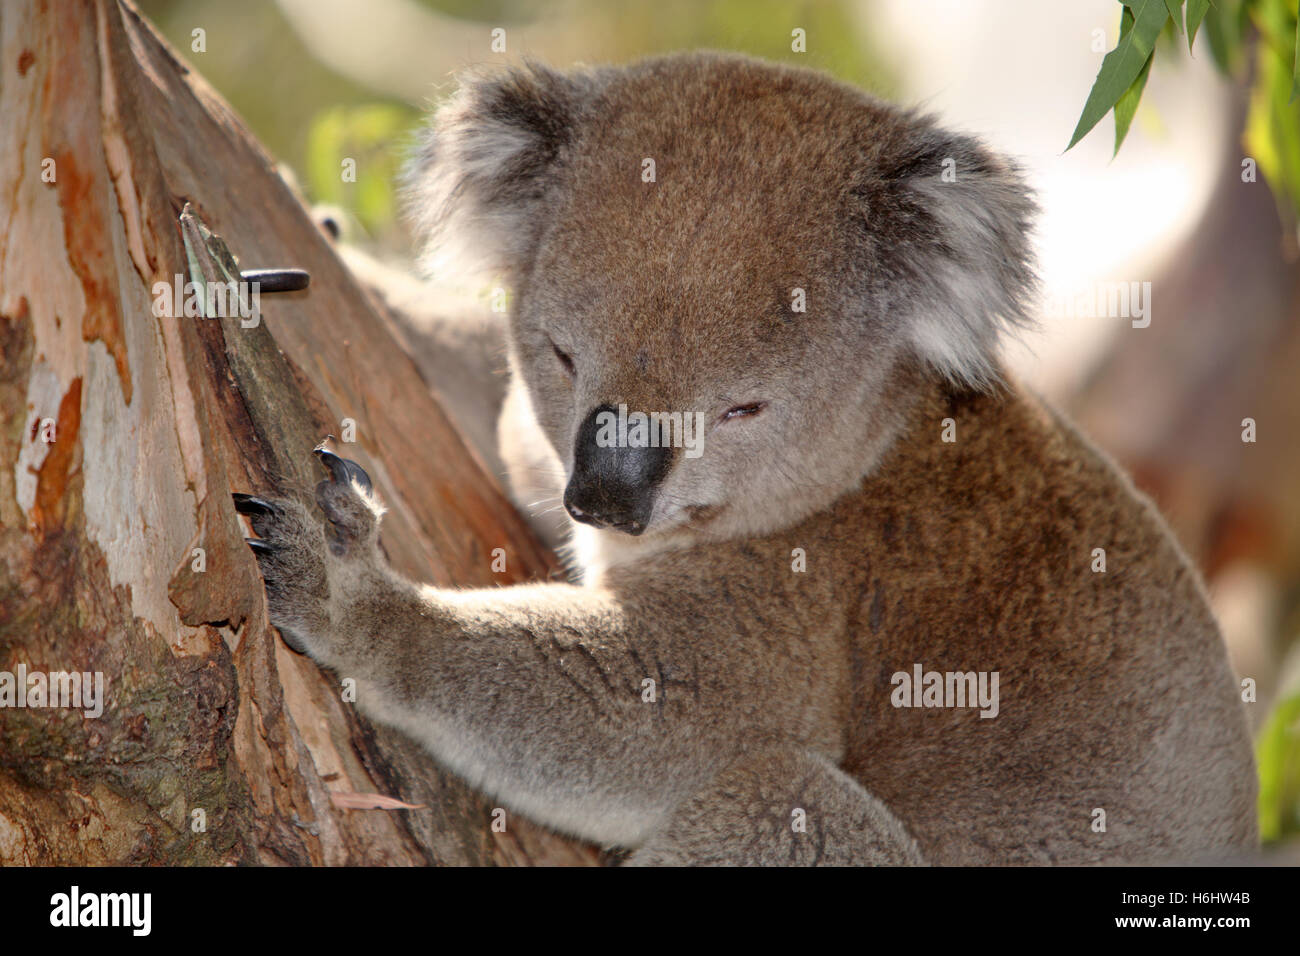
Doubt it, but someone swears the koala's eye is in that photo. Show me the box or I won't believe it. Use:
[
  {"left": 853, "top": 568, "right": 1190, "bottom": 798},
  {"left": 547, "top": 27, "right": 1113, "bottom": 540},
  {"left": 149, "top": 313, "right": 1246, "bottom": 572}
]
[
  {"left": 720, "top": 402, "right": 766, "bottom": 423},
  {"left": 551, "top": 340, "right": 576, "bottom": 378}
]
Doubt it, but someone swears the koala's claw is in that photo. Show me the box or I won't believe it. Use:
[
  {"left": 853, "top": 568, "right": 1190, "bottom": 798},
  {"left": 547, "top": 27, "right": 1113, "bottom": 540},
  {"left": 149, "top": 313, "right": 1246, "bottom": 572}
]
[
  {"left": 313, "top": 446, "right": 373, "bottom": 494},
  {"left": 232, "top": 492, "right": 277, "bottom": 516},
  {"left": 245, "top": 536, "right": 275, "bottom": 556},
  {"left": 310, "top": 447, "right": 381, "bottom": 557},
  {"left": 233, "top": 493, "right": 284, "bottom": 539},
  {"left": 232, "top": 491, "right": 330, "bottom": 650},
  {"left": 231, "top": 445, "right": 381, "bottom": 654}
]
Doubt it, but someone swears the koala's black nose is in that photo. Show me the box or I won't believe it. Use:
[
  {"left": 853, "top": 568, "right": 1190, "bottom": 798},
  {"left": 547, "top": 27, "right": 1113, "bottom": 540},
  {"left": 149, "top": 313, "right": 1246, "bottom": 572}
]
[{"left": 564, "top": 404, "right": 672, "bottom": 535}]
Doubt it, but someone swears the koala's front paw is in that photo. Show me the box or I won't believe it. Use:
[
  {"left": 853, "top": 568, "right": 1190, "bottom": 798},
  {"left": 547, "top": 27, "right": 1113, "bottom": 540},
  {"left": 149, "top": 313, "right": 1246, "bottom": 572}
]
[
  {"left": 234, "top": 492, "right": 328, "bottom": 654},
  {"left": 311, "top": 446, "right": 383, "bottom": 558},
  {"left": 235, "top": 445, "right": 385, "bottom": 656}
]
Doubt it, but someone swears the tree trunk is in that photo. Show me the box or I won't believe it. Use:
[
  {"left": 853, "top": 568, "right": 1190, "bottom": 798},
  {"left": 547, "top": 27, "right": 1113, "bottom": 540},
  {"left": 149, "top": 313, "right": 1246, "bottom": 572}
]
[
  {"left": 1067, "top": 90, "right": 1300, "bottom": 712},
  {"left": 0, "top": 0, "right": 598, "bottom": 866}
]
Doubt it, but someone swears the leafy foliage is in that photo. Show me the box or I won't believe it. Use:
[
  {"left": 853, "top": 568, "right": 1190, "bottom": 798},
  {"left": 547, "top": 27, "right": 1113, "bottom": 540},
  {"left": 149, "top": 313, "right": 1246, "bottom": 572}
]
[
  {"left": 1073, "top": 2, "right": 1300, "bottom": 847},
  {"left": 1257, "top": 692, "right": 1300, "bottom": 842},
  {"left": 1070, "top": 0, "right": 1300, "bottom": 230},
  {"left": 306, "top": 104, "right": 418, "bottom": 240},
  {"left": 1245, "top": 0, "right": 1300, "bottom": 232},
  {"left": 1068, "top": 0, "right": 1170, "bottom": 153}
]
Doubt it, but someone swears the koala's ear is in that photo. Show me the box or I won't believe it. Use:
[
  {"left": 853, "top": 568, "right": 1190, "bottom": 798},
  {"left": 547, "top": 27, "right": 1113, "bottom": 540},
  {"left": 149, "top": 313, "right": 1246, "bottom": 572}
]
[
  {"left": 859, "top": 121, "right": 1038, "bottom": 388},
  {"left": 405, "top": 63, "right": 594, "bottom": 282}
]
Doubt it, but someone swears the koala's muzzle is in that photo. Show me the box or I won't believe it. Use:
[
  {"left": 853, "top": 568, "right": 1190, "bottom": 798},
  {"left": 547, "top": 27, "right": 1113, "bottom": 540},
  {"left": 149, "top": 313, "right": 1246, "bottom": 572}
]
[{"left": 565, "top": 404, "right": 671, "bottom": 535}]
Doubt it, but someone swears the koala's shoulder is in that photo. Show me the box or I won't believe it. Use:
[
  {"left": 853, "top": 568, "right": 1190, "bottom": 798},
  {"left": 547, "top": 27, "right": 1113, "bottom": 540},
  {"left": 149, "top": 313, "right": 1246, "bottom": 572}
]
[
  {"left": 872, "top": 384, "right": 1169, "bottom": 545},
  {"left": 744, "top": 382, "right": 1204, "bottom": 633}
]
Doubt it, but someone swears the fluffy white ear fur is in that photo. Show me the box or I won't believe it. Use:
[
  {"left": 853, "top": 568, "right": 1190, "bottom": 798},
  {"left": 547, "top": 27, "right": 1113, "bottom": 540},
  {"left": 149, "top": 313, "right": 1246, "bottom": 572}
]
[
  {"left": 406, "top": 60, "right": 1036, "bottom": 387},
  {"left": 892, "top": 135, "right": 1039, "bottom": 389},
  {"left": 403, "top": 63, "right": 592, "bottom": 286}
]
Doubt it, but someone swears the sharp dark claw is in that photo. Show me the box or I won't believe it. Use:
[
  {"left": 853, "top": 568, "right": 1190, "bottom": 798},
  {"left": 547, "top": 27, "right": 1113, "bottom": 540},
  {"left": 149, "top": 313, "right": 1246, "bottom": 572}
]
[
  {"left": 246, "top": 537, "right": 275, "bottom": 555},
  {"left": 313, "top": 447, "right": 348, "bottom": 483},
  {"left": 232, "top": 493, "right": 278, "bottom": 517},
  {"left": 313, "top": 446, "right": 373, "bottom": 493}
]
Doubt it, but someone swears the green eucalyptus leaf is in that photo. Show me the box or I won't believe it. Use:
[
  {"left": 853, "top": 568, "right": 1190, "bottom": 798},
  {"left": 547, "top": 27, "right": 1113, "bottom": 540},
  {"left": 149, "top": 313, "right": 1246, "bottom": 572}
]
[
  {"left": 1245, "top": 1, "right": 1300, "bottom": 229},
  {"left": 1163, "top": 0, "right": 1185, "bottom": 33},
  {"left": 1292, "top": 2, "right": 1299, "bottom": 103},
  {"left": 1114, "top": 49, "right": 1155, "bottom": 154},
  {"left": 1256, "top": 692, "right": 1300, "bottom": 843},
  {"left": 1186, "top": 0, "right": 1211, "bottom": 50},
  {"left": 1068, "top": 0, "right": 1170, "bottom": 150}
]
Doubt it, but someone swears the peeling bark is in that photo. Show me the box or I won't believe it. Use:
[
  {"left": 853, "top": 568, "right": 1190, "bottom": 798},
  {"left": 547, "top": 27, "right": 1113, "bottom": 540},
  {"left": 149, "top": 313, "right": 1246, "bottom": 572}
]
[{"left": 0, "top": 0, "right": 598, "bottom": 866}]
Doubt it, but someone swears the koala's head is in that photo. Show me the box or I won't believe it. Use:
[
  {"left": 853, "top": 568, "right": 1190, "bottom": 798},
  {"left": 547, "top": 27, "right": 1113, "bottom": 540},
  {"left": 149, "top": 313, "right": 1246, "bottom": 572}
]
[{"left": 407, "top": 53, "right": 1035, "bottom": 542}]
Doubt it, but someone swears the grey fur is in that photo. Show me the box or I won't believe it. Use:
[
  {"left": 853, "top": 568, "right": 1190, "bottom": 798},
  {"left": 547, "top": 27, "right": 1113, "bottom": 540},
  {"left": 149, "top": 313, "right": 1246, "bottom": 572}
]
[{"left": 243, "top": 53, "right": 1257, "bottom": 865}]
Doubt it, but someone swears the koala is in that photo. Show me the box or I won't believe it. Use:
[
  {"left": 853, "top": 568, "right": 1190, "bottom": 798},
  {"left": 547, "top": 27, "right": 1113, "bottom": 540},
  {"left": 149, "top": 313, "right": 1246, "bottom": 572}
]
[{"left": 237, "top": 52, "right": 1257, "bottom": 865}]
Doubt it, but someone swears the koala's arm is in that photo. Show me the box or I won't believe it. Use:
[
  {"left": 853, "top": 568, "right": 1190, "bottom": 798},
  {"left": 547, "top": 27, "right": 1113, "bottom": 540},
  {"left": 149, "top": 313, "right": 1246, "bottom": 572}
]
[
  {"left": 240, "top": 450, "right": 925, "bottom": 860},
  {"left": 240, "top": 452, "right": 796, "bottom": 845},
  {"left": 318, "top": 572, "right": 685, "bottom": 788},
  {"left": 326, "top": 567, "right": 926, "bottom": 863}
]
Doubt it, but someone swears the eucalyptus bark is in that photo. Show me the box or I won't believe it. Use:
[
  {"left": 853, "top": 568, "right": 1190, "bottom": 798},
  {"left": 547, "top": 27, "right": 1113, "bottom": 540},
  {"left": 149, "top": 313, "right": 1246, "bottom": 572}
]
[{"left": 0, "top": 0, "right": 596, "bottom": 865}]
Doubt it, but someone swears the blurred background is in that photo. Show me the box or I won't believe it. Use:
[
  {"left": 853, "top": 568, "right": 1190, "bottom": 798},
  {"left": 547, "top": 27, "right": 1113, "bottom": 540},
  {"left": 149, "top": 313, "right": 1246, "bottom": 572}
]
[{"left": 137, "top": 0, "right": 1300, "bottom": 849}]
